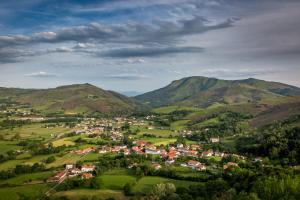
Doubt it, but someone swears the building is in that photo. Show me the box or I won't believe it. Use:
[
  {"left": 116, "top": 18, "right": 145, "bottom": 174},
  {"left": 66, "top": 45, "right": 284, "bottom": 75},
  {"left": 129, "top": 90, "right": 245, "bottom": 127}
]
[
  {"left": 165, "top": 159, "right": 175, "bottom": 165},
  {"left": 81, "top": 165, "right": 96, "bottom": 172},
  {"left": 82, "top": 173, "right": 93, "bottom": 179},
  {"left": 210, "top": 137, "right": 220, "bottom": 143},
  {"left": 47, "top": 170, "right": 67, "bottom": 183},
  {"left": 151, "top": 163, "right": 162, "bottom": 170},
  {"left": 187, "top": 160, "right": 201, "bottom": 168},
  {"left": 223, "top": 162, "right": 239, "bottom": 170},
  {"left": 65, "top": 164, "right": 74, "bottom": 170},
  {"left": 202, "top": 149, "right": 213, "bottom": 157}
]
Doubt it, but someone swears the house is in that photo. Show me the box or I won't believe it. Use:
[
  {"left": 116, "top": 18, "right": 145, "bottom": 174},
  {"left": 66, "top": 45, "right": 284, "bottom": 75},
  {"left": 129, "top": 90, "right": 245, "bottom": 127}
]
[
  {"left": 202, "top": 149, "right": 213, "bottom": 157},
  {"left": 196, "top": 164, "right": 206, "bottom": 171},
  {"left": 186, "top": 150, "right": 198, "bottom": 157},
  {"left": 214, "top": 151, "right": 225, "bottom": 157},
  {"left": 132, "top": 146, "right": 144, "bottom": 154},
  {"left": 223, "top": 162, "right": 239, "bottom": 170},
  {"left": 81, "top": 165, "right": 96, "bottom": 172},
  {"left": 165, "top": 159, "right": 175, "bottom": 165},
  {"left": 145, "top": 145, "right": 160, "bottom": 155},
  {"left": 145, "top": 148, "right": 161, "bottom": 155},
  {"left": 187, "top": 160, "right": 201, "bottom": 168},
  {"left": 69, "top": 168, "right": 81, "bottom": 177},
  {"left": 210, "top": 137, "right": 220, "bottom": 143},
  {"left": 122, "top": 148, "right": 130, "bottom": 155},
  {"left": 168, "top": 150, "right": 178, "bottom": 159},
  {"left": 65, "top": 164, "right": 74, "bottom": 170},
  {"left": 134, "top": 140, "right": 148, "bottom": 147},
  {"left": 190, "top": 144, "right": 200, "bottom": 150},
  {"left": 47, "top": 170, "right": 67, "bottom": 183},
  {"left": 82, "top": 173, "right": 93, "bottom": 179},
  {"left": 151, "top": 163, "right": 162, "bottom": 170}
]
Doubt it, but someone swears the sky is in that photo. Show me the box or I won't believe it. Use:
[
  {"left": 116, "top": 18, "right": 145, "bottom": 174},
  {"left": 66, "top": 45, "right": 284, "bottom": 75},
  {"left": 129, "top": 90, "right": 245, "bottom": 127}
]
[{"left": 0, "top": 0, "right": 300, "bottom": 95}]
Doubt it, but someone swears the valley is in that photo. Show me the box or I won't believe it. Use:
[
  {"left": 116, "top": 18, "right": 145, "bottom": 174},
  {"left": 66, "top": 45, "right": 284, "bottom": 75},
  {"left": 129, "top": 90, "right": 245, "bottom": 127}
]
[{"left": 0, "top": 77, "right": 299, "bottom": 200}]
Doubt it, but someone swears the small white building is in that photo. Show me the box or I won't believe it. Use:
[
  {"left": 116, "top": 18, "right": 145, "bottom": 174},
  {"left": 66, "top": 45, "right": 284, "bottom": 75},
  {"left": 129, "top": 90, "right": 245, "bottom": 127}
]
[{"left": 81, "top": 165, "right": 96, "bottom": 172}]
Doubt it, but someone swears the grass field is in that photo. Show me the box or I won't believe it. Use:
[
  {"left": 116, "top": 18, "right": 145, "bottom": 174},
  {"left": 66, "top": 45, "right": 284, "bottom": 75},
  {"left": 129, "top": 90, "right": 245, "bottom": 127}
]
[
  {"left": 0, "top": 184, "right": 49, "bottom": 200},
  {"left": 47, "top": 153, "right": 82, "bottom": 168},
  {"left": 97, "top": 175, "right": 136, "bottom": 190},
  {"left": 137, "top": 127, "right": 175, "bottom": 137},
  {"left": 170, "top": 120, "right": 189, "bottom": 130},
  {"left": 0, "top": 159, "right": 24, "bottom": 170},
  {"left": 0, "top": 171, "right": 53, "bottom": 185},
  {"left": 0, "top": 123, "right": 71, "bottom": 140},
  {"left": 52, "top": 189, "right": 127, "bottom": 200},
  {"left": 0, "top": 141, "right": 21, "bottom": 154},
  {"left": 153, "top": 106, "right": 202, "bottom": 114},
  {"left": 141, "top": 137, "right": 177, "bottom": 145},
  {"left": 52, "top": 138, "right": 75, "bottom": 147}
]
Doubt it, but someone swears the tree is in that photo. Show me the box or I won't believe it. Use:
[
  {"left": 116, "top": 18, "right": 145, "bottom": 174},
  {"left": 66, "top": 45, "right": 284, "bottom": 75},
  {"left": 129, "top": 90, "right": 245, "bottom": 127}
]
[
  {"left": 45, "top": 156, "right": 56, "bottom": 163},
  {"left": 146, "top": 183, "right": 176, "bottom": 200},
  {"left": 123, "top": 182, "right": 134, "bottom": 196}
]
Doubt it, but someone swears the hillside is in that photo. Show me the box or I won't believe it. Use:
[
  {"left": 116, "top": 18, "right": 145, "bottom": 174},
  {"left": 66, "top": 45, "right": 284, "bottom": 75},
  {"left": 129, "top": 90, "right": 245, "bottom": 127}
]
[
  {"left": 0, "top": 84, "right": 143, "bottom": 115},
  {"left": 135, "top": 76, "right": 300, "bottom": 108}
]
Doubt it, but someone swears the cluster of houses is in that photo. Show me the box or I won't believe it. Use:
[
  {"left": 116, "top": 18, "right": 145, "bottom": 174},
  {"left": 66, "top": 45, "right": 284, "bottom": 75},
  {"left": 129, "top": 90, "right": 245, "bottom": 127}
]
[
  {"left": 47, "top": 164, "right": 96, "bottom": 183},
  {"left": 70, "top": 139, "right": 246, "bottom": 173},
  {"left": 72, "top": 117, "right": 146, "bottom": 141}
]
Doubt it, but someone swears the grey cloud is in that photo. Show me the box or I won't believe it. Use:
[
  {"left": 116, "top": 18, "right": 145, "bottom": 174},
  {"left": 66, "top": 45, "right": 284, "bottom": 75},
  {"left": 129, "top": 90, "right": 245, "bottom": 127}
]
[
  {"left": 0, "top": 15, "right": 234, "bottom": 63},
  {"left": 101, "top": 46, "right": 204, "bottom": 58},
  {"left": 0, "top": 16, "right": 234, "bottom": 47},
  {"left": 0, "top": 47, "right": 36, "bottom": 63},
  {"left": 104, "top": 73, "right": 148, "bottom": 80},
  {"left": 25, "top": 71, "right": 58, "bottom": 78}
]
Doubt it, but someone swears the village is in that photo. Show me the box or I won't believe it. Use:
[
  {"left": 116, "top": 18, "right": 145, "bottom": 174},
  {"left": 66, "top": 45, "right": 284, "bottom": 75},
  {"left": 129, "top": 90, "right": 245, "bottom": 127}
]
[{"left": 48, "top": 137, "right": 249, "bottom": 184}]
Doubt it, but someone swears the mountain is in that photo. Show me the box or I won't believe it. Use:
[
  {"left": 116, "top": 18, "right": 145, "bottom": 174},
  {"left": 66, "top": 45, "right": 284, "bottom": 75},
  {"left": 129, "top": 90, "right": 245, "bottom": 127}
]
[
  {"left": 0, "top": 84, "right": 143, "bottom": 115},
  {"left": 135, "top": 76, "right": 300, "bottom": 108}
]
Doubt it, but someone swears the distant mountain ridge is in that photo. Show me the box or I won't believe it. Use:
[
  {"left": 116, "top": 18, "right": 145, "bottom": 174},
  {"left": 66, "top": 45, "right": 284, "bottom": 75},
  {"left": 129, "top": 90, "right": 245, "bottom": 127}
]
[
  {"left": 0, "top": 83, "right": 143, "bottom": 115},
  {"left": 135, "top": 76, "right": 300, "bottom": 107}
]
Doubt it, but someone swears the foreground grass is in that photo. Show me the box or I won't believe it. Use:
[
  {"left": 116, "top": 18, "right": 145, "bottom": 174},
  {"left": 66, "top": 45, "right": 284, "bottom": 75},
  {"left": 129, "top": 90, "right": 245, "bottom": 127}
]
[
  {"left": 52, "top": 189, "right": 127, "bottom": 200},
  {"left": 0, "top": 171, "right": 53, "bottom": 186},
  {"left": 0, "top": 184, "right": 49, "bottom": 200}
]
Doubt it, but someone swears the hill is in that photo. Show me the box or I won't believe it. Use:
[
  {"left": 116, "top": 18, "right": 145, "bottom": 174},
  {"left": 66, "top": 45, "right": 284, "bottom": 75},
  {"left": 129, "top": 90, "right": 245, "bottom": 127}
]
[
  {"left": 135, "top": 76, "right": 300, "bottom": 108},
  {"left": 0, "top": 84, "right": 143, "bottom": 115}
]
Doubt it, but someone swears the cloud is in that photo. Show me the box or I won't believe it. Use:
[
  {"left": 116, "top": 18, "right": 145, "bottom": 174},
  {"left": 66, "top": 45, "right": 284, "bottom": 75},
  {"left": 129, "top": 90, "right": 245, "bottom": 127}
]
[
  {"left": 0, "top": 48, "right": 36, "bottom": 63},
  {"left": 101, "top": 46, "right": 204, "bottom": 58},
  {"left": 25, "top": 71, "right": 58, "bottom": 78},
  {"left": 104, "top": 73, "right": 148, "bottom": 80},
  {"left": 47, "top": 46, "right": 73, "bottom": 53},
  {"left": 0, "top": 15, "right": 233, "bottom": 63},
  {"left": 0, "top": 16, "right": 233, "bottom": 48}
]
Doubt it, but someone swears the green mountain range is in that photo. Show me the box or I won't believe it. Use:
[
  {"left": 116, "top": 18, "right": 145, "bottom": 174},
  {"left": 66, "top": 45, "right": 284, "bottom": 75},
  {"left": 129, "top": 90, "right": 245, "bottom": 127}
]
[
  {"left": 0, "top": 83, "right": 142, "bottom": 115},
  {"left": 135, "top": 76, "right": 300, "bottom": 108}
]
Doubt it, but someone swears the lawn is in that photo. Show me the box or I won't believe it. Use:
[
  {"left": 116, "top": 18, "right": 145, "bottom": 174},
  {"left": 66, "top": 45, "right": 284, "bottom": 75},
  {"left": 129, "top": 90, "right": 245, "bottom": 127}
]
[
  {"left": 46, "top": 153, "right": 82, "bottom": 168},
  {"left": 153, "top": 106, "right": 202, "bottom": 114},
  {"left": 170, "top": 120, "right": 189, "bottom": 131},
  {"left": 97, "top": 175, "right": 136, "bottom": 190},
  {"left": 82, "top": 153, "right": 100, "bottom": 161},
  {"left": 0, "top": 171, "right": 53, "bottom": 185},
  {"left": 52, "top": 138, "right": 75, "bottom": 147},
  {"left": 0, "top": 141, "right": 21, "bottom": 154},
  {"left": 52, "top": 189, "right": 127, "bottom": 200},
  {"left": 141, "top": 137, "right": 177, "bottom": 146},
  {"left": 0, "top": 123, "right": 72, "bottom": 140},
  {"left": 137, "top": 127, "right": 175, "bottom": 137},
  {"left": 0, "top": 184, "right": 49, "bottom": 200},
  {"left": 0, "top": 159, "right": 24, "bottom": 170}
]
